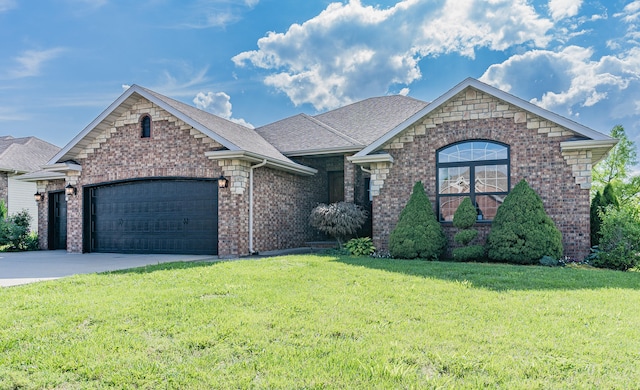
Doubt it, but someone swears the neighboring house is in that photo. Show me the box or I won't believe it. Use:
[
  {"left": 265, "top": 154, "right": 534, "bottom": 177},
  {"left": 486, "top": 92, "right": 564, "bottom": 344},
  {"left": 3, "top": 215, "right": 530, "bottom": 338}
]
[
  {"left": 0, "top": 136, "right": 60, "bottom": 231},
  {"left": 24, "top": 78, "right": 616, "bottom": 259}
]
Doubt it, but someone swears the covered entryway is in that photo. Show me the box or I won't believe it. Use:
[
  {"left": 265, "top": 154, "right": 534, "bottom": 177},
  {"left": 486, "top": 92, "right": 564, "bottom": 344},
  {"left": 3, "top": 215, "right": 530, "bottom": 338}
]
[{"left": 83, "top": 179, "right": 218, "bottom": 255}]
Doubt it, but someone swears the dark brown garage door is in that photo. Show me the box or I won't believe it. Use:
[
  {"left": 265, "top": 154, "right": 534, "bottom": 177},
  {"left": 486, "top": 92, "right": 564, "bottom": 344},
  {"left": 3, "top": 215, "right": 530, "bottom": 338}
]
[{"left": 85, "top": 179, "right": 218, "bottom": 255}]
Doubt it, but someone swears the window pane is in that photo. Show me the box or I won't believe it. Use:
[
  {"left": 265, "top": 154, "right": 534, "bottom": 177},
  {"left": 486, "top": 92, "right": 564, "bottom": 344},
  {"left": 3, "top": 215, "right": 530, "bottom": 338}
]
[
  {"left": 439, "top": 196, "right": 464, "bottom": 222},
  {"left": 438, "top": 141, "right": 507, "bottom": 162},
  {"left": 439, "top": 167, "right": 470, "bottom": 194},
  {"left": 475, "top": 194, "right": 505, "bottom": 221},
  {"left": 475, "top": 165, "right": 508, "bottom": 193}
]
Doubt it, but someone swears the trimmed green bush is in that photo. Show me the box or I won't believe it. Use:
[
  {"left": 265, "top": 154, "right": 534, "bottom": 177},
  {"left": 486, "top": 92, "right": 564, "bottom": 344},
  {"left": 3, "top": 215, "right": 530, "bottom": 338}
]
[
  {"left": 486, "top": 180, "right": 563, "bottom": 264},
  {"left": 389, "top": 181, "right": 446, "bottom": 260},
  {"left": 452, "top": 197, "right": 485, "bottom": 262},
  {"left": 591, "top": 207, "right": 640, "bottom": 271}
]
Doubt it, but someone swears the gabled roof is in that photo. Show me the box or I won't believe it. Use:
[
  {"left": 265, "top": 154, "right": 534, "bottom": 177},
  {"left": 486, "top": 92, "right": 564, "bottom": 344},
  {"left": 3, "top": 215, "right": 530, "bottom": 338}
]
[
  {"left": 48, "top": 85, "right": 315, "bottom": 175},
  {"left": 0, "top": 136, "right": 60, "bottom": 173},
  {"left": 255, "top": 95, "right": 428, "bottom": 156},
  {"left": 353, "top": 78, "right": 616, "bottom": 162}
]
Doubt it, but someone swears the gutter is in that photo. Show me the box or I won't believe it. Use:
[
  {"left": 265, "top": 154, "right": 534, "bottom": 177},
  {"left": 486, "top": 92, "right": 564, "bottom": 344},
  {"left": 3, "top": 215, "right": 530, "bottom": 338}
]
[{"left": 249, "top": 159, "right": 268, "bottom": 254}]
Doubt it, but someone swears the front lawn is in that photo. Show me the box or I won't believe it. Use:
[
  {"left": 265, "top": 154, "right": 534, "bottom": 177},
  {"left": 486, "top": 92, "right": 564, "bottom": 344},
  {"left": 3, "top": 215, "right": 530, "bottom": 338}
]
[{"left": 1, "top": 255, "right": 639, "bottom": 389}]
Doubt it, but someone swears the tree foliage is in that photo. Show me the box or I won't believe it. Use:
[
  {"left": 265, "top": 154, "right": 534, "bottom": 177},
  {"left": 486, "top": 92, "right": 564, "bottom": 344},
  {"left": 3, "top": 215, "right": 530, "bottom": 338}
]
[
  {"left": 486, "top": 180, "right": 563, "bottom": 264},
  {"left": 592, "top": 125, "right": 637, "bottom": 191},
  {"left": 591, "top": 207, "right": 640, "bottom": 271},
  {"left": 590, "top": 183, "right": 619, "bottom": 246},
  {"left": 0, "top": 209, "right": 37, "bottom": 251},
  {"left": 389, "top": 181, "right": 446, "bottom": 259},
  {"left": 309, "top": 202, "right": 368, "bottom": 247}
]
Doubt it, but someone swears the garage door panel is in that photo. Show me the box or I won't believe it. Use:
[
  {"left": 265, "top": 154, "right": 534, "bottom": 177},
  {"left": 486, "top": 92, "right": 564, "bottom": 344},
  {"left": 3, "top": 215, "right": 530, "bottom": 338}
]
[{"left": 88, "top": 179, "right": 218, "bottom": 255}]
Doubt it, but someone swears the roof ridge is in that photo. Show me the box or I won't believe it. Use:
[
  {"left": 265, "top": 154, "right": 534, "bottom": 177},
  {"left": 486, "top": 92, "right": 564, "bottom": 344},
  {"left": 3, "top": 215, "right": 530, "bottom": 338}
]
[{"left": 302, "top": 113, "right": 362, "bottom": 146}]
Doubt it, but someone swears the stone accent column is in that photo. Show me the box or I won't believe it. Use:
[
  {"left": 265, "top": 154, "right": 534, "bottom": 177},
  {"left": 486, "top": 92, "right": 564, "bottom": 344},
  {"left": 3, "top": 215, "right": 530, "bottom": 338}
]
[
  {"left": 344, "top": 155, "right": 355, "bottom": 203},
  {"left": 217, "top": 160, "right": 251, "bottom": 257}
]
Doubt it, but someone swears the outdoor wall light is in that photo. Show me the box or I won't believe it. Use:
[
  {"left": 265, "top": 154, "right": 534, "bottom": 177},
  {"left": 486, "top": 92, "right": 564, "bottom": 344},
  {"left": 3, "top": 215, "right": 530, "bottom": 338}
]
[
  {"left": 217, "top": 175, "right": 229, "bottom": 189},
  {"left": 65, "top": 184, "right": 77, "bottom": 196},
  {"left": 34, "top": 192, "right": 44, "bottom": 202}
]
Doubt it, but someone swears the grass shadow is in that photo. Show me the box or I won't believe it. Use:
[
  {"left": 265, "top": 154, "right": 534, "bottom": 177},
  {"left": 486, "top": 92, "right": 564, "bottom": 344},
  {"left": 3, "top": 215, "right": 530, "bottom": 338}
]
[
  {"left": 100, "top": 259, "right": 225, "bottom": 275},
  {"left": 334, "top": 255, "right": 640, "bottom": 291}
]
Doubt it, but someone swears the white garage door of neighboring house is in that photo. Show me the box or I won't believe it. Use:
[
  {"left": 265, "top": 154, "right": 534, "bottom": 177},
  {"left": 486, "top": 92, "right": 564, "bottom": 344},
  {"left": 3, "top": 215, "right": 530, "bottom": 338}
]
[{"left": 8, "top": 176, "right": 38, "bottom": 232}]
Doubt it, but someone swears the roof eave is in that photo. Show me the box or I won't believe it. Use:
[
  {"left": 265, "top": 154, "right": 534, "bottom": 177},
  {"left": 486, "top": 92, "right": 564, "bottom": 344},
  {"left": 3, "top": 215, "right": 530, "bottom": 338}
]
[
  {"left": 560, "top": 139, "right": 619, "bottom": 165},
  {"left": 205, "top": 150, "right": 317, "bottom": 176},
  {"left": 347, "top": 153, "right": 394, "bottom": 165},
  {"left": 284, "top": 146, "right": 363, "bottom": 157}
]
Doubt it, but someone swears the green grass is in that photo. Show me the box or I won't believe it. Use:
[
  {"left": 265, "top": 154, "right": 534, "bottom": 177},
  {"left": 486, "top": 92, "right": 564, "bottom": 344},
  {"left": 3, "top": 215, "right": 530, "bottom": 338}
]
[{"left": 1, "top": 255, "right": 639, "bottom": 389}]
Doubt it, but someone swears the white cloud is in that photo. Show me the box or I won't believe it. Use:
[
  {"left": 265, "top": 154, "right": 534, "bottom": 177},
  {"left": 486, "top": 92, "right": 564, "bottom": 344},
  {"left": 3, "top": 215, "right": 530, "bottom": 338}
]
[
  {"left": 548, "top": 0, "right": 583, "bottom": 21},
  {"left": 8, "top": 48, "right": 65, "bottom": 78},
  {"left": 193, "top": 91, "right": 254, "bottom": 128},
  {"left": 233, "top": 0, "right": 553, "bottom": 111},
  {"left": 0, "top": 0, "right": 16, "bottom": 12},
  {"left": 479, "top": 45, "right": 640, "bottom": 127}
]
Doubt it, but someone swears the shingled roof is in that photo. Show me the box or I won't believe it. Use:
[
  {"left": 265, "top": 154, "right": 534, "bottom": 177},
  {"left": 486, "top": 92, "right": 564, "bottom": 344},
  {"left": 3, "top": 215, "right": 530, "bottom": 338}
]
[
  {"left": 255, "top": 95, "right": 428, "bottom": 155},
  {"left": 0, "top": 136, "right": 60, "bottom": 173}
]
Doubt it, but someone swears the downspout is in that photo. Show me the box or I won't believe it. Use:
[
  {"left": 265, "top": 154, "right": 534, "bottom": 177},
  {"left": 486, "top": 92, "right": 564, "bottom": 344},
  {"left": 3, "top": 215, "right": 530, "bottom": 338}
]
[{"left": 249, "top": 159, "right": 268, "bottom": 254}]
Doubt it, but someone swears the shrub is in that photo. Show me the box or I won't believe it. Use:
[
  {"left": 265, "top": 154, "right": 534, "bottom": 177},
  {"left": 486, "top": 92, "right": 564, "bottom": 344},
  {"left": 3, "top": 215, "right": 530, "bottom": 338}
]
[
  {"left": 345, "top": 237, "right": 376, "bottom": 256},
  {"left": 486, "top": 180, "right": 563, "bottom": 264},
  {"left": 389, "top": 181, "right": 446, "bottom": 260},
  {"left": 452, "top": 197, "right": 485, "bottom": 262},
  {"left": 309, "top": 202, "right": 368, "bottom": 247},
  {"left": 591, "top": 207, "right": 640, "bottom": 271},
  {"left": 0, "top": 209, "right": 35, "bottom": 251},
  {"left": 591, "top": 183, "right": 619, "bottom": 246}
]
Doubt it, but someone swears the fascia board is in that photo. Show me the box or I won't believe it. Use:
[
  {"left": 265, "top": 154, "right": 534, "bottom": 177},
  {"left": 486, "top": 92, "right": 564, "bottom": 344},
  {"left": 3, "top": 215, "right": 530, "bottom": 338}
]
[
  {"left": 205, "top": 150, "right": 317, "bottom": 176},
  {"left": 43, "top": 162, "right": 82, "bottom": 172},
  {"left": 347, "top": 153, "right": 394, "bottom": 164},
  {"left": 284, "top": 146, "right": 363, "bottom": 157}
]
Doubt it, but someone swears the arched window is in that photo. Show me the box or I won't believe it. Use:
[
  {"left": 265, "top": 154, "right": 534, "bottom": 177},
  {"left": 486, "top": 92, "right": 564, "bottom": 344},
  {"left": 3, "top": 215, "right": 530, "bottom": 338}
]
[
  {"left": 436, "top": 140, "right": 509, "bottom": 222},
  {"left": 141, "top": 115, "right": 151, "bottom": 138}
]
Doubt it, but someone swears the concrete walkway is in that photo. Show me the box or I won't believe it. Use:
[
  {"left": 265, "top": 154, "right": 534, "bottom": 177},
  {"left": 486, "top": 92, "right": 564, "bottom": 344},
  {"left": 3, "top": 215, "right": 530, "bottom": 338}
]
[{"left": 0, "top": 251, "right": 217, "bottom": 287}]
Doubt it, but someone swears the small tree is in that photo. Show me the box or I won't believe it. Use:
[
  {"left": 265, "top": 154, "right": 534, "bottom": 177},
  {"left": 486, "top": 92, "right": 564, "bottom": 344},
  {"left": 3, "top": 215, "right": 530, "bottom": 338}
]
[
  {"left": 389, "top": 181, "right": 446, "bottom": 259},
  {"left": 452, "top": 197, "right": 485, "bottom": 261},
  {"left": 591, "top": 183, "right": 619, "bottom": 246},
  {"left": 486, "top": 180, "right": 563, "bottom": 264},
  {"left": 309, "top": 202, "right": 368, "bottom": 248},
  {"left": 591, "top": 206, "right": 640, "bottom": 271}
]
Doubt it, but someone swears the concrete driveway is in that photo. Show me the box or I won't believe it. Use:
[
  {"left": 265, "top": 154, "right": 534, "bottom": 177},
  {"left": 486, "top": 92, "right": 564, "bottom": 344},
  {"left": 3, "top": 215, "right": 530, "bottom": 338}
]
[{"left": 0, "top": 250, "right": 217, "bottom": 287}]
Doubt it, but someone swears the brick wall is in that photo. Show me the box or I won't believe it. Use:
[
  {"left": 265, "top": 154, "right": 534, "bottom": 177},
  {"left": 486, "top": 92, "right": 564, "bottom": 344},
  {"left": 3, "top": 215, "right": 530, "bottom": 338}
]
[
  {"left": 372, "top": 87, "right": 592, "bottom": 260},
  {"left": 252, "top": 156, "right": 341, "bottom": 252}
]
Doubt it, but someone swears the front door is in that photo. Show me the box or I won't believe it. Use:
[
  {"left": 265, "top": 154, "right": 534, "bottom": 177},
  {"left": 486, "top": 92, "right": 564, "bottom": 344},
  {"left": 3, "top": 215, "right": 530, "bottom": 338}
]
[
  {"left": 328, "top": 171, "right": 344, "bottom": 203},
  {"left": 48, "top": 191, "right": 67, "bottom": 250}
]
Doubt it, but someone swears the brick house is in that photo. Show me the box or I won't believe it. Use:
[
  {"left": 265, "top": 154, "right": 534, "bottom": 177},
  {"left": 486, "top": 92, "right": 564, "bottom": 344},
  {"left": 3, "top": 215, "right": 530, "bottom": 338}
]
[{"left": 27, "top": 78, "right": 616, "bottom": 259}]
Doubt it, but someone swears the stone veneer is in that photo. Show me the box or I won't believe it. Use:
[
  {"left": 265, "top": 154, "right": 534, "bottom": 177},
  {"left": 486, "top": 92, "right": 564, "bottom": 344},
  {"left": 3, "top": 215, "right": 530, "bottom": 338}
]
[{"left": 371, "top": 87, "right": 593, "bottom": 260}]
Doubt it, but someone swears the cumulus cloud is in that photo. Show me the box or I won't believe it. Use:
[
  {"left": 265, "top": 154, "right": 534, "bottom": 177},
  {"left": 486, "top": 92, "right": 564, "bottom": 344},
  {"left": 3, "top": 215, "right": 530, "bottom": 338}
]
[
  {"left": 233, "top": 0, "right": 553, "bottom": 111},
  {"left": 8, "top": 48, "right": 65, "bottom": 78},
  {"left": 193, "top": 91, "right": 254, "bottom": 128},
  {"left": 480, "top": 46, "right": 640, "bottom": 112},
  {"left": 548, "top": 0, "right": 583, "bottom": 21}
]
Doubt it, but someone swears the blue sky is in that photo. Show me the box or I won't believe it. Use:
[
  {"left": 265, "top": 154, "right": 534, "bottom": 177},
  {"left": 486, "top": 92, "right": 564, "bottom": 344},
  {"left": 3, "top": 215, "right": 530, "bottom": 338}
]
[{"left": 1, "top": 0, "right": 639, "bottom": 172}]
